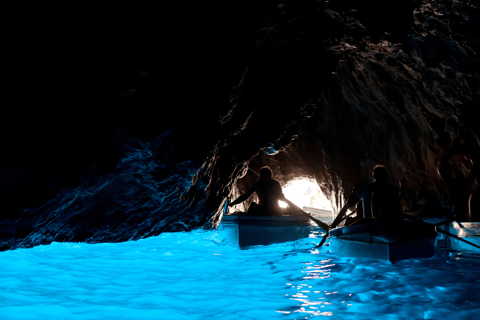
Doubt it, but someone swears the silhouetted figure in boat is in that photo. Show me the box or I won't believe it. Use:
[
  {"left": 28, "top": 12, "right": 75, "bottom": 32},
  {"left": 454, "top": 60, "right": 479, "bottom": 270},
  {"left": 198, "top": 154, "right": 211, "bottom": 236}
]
[
  {"left": 438, "top": 138, "right": 479, "bottom": 222},
  {"left": 229, "top": 167, "right": 294, "bottom": 216},
  {"left": 346, "top": 165, "right": 404, "bottom": 229}
]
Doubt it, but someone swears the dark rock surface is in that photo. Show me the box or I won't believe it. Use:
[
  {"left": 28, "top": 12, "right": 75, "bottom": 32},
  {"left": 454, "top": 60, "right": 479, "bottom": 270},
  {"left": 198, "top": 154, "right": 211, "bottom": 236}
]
[
  {"left": 0, "top": 130, "right": 209, "bottom": 250},
  {"left": 187, "top": 0, "right": 480, "bottom": 226},
  {"left": 0, "top": 0, "right": 278, "bottom": 250},
  {"left": 1, "top": 0, "right": 480, "bottom": 250}
]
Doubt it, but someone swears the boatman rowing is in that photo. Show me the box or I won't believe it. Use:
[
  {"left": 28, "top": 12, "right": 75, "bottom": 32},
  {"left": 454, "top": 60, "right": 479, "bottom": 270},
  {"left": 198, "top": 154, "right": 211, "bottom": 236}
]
[
  {"left": 345, "top": 165, "right": 405, "bottom": 229},
  {"left": 228, "top": 167, "right": 298, "bottom": 216}
]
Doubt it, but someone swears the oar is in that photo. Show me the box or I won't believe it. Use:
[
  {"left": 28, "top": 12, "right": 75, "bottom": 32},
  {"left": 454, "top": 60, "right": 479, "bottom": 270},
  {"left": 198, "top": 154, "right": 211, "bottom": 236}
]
[
  {"left": 330, "top": 204, "right": 351, "bottom": 229},
  {"left": 409, "top": 216, "right": 480, "bottom": 250},
  {"left": 316, "top": 230, "right": 329, "bottom": 247},
  {"left": 315, "top": 203, "right": 351, "bottom": 247},
  {"left": 223, "top": 197, "right": 229, "bottom": 215},
  {"left": 315, "top": 210, "right": 357, "bottom": 247},
  {"left": 435, "top": 227, "right": 480, "bottom": 250},
  {"left": 248, "top": 167, "right": 260, "bottom": 176},
  {"left": 283, "top": 198, "right": 329, "bottom": 232}
]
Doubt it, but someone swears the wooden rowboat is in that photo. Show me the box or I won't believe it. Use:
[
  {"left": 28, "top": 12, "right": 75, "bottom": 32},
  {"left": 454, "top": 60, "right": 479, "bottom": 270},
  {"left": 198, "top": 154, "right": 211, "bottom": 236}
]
[
  {"left": 221, "top": 214, "right": 313, "bottom": 248},
  {"left": 329, "top": 221, "right": 437, "bottom": 263}
]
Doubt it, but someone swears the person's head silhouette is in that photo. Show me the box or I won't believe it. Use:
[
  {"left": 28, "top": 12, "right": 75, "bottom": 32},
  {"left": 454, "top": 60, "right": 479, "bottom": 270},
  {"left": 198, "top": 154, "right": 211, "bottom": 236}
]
[
  {"left": 259, "top": 167, "right": 273, "bottom": 180},
  {"left": 373, "top": 165, "right": 388, "bottom": 183}
]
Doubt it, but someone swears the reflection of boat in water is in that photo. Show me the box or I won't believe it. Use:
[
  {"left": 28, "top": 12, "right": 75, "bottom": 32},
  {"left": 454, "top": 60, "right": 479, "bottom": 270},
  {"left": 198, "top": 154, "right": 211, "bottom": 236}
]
[
  {"left": 329, "top": 221, "right": 437, "bottom": 263},
  {"left": 447, "top": 222, "right": 480, "bottom": 252},
  {"left": 221, "top": 214, "right": 313, "bottom": 248}
]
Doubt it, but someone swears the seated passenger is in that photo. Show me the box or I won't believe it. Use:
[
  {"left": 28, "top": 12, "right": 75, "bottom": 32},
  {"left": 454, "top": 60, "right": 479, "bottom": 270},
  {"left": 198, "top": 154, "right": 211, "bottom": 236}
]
[
  {"left": 346, "top": 165, "right": 404, "bottom": 229},
  {"left": 437, "top": 139, "right": 478, "bottom": 222},
  {"left": 228, "top": 167, "right": 295, "bottom": 216}
]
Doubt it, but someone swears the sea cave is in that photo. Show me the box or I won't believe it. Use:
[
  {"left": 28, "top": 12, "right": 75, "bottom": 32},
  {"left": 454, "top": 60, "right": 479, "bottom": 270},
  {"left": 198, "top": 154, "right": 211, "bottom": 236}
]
[{"left": 1, "top": 0, "right": 480, "bottom": 318}]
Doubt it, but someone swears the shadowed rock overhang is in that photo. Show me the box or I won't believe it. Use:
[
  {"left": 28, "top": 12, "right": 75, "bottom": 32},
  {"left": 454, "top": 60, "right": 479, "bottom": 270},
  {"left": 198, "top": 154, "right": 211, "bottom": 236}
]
[{"left": 186, "top": 0, "right": 480, "bottom": 227}]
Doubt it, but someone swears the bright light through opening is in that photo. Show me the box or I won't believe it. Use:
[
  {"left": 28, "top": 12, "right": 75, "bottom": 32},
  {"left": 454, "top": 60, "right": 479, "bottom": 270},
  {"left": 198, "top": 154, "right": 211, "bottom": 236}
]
[{"left": 279, "top": 179, "right": 333, "bottom": 212}]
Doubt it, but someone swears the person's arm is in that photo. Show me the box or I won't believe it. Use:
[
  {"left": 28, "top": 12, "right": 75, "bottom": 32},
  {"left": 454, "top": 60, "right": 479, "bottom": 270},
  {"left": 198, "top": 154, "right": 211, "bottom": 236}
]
[
  {"left": 346, "top": 192, "right": 361, "bottom": 212},
  {"left": 392, "top": 187, "right": 413, "bottom": 220},
  {"left": 229, "top": 182, "right": 257, "bottom": 206}
]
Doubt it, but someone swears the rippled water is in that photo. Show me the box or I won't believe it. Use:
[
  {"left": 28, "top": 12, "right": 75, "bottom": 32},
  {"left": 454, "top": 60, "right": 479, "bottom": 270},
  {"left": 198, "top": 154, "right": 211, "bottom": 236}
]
[{"left": 1, "top": 229, "right": 480, "bottom": 320}]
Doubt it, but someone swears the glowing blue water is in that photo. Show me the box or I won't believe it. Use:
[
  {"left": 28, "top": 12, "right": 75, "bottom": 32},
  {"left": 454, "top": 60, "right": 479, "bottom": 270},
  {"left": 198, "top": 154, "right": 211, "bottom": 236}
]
[{"left": 1, "top": 229, "right": 480, "bottom": 320}]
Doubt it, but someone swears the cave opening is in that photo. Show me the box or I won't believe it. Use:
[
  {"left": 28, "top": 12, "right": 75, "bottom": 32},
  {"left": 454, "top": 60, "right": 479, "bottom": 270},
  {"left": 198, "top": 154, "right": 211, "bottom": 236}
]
[
  {"left": 278, "top": 178, "right": 333, "bottom": 212},
  {"left": 228, "top": 176, "right": 333, "bottom": 217},
  {"left": 226, "top": 142, "right": 335, "bottom": 220},
  {"left": 230, "top": 177, "right": 334, "bottom": 218}
]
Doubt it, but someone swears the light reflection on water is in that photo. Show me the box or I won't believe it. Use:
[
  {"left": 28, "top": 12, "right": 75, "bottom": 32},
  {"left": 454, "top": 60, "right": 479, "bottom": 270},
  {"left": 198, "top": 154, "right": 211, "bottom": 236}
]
[{"left": 1, "top": 228, "right": 480, "bottom": 319}]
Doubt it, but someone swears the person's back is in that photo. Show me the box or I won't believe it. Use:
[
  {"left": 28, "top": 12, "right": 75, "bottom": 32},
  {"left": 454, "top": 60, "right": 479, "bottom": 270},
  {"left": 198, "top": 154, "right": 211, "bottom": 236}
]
[
  {"left": 229, "top": 167, "right": 287, "bottom": 216},
  {"left": 254, "top": 178, "right": 283, "bottom": 213},
  {"left": 372, "top": 183, "right": 401, "bottom": 216},
  {"left": 347, "top": 165, "right": 402, "bottom": 228},
  {"left": 371, "top": 181, "right": 403, "bottom": 230}
]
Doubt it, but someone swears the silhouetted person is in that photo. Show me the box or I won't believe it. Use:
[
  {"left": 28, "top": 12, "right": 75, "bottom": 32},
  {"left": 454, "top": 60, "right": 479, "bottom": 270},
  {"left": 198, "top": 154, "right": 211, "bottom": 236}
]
[
  {"left": 346, "top": 165, "right": 403, "bottom": 229},
  {"left": 229, "top": 167, "right": 292, "bottom": 216},
  {"left": 469, "top": 183, "right": 480, "bottom": 222},
  {"left": 438, "top": 139, "right": 480, "bottom": 222}
]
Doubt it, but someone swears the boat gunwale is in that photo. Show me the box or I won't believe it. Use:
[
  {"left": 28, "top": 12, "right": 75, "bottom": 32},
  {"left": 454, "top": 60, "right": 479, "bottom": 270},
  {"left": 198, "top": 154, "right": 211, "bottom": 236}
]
[
  {"left": 222, "top": 213, "right": 311, "bottom": 222},
  {"left": 330, "top": 221, "right": 437, "bottom": 244}
]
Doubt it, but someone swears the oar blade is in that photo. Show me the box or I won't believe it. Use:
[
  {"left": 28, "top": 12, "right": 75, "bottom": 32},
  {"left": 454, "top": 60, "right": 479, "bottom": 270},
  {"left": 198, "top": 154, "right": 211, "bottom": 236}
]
[{"left": 315, "top": 231, "right": 329, "bottom": 248}]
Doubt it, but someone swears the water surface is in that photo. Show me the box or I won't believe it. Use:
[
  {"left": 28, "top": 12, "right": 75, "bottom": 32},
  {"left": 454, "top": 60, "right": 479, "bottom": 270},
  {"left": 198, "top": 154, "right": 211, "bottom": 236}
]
[{"left": 1, "top": 229, "right": 479, "bottom": 319}]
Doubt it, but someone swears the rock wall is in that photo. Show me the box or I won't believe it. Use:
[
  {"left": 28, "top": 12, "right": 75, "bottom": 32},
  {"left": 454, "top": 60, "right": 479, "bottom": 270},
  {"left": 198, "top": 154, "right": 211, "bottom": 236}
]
[
  {"left": 188, "top": 0, "right": 480, "bottom": 226},
  {"left": 0, "top": 130, "right": 212, "bottom": 250},
  {"left": 0, "top": 1, "right": 279, "bottom": 250}
]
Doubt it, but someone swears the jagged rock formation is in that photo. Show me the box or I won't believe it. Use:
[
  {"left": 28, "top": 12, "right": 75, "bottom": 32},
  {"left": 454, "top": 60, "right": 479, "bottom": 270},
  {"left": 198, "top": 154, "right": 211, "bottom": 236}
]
[
  {"left": 0, "top": 130, "right": 211, "bottom": 250},
  {"left": 0, "top": 0, "right": 279, "bottom": 250},
  {"left": 1, "top": 0, "right": 480, "bottom": 250},
  {"left": 189, "top": 0, "right": 480, "bottom": 226}
]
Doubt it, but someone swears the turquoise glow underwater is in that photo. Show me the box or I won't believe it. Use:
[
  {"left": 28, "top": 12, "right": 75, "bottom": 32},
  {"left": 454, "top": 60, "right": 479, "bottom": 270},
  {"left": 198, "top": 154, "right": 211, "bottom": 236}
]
[{"left": 1, "top": 229, "right": 479, "bottom": 319}]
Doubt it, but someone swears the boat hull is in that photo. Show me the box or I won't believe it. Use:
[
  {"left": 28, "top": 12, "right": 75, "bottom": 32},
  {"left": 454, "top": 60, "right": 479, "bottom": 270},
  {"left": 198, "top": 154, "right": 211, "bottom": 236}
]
[
  {"left": 329, "top": 221, "right": 437, "bottom": 263},
  {"left": 221, "top": 214, "right": 313, "bottom": 248}
]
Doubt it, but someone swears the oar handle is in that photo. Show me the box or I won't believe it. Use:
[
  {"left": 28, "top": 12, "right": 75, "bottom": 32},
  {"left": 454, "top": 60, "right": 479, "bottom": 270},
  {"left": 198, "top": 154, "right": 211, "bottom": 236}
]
[
  {"left": 316, "top": 203, "right": 350, "bottom": 248},
  {"left": 248, "top": 168, "right": 260, "bottom": 176},
  {"left": 331, "top": 204, "right": 350, "bottom": 229},
  {"left": 223, "top": 198, "right": 229, "bottom": 215}
]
